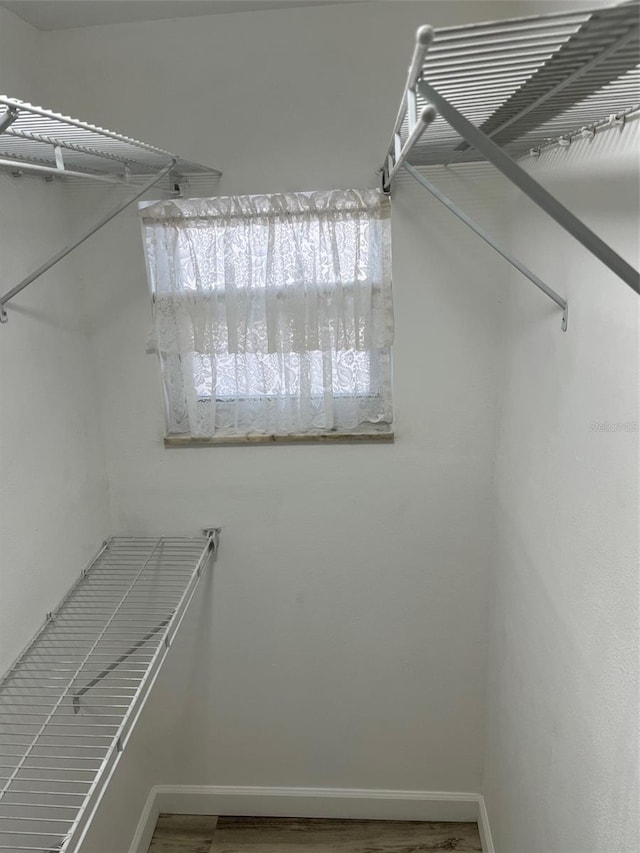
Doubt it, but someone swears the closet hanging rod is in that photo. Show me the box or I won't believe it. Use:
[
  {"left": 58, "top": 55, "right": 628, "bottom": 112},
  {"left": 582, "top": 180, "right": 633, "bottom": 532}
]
[
  {"left": 0, "top": 156, "right": 132, "bottom": 185},
  {"left": 530, "top": 106, "right": 640, "bottom": 156}
]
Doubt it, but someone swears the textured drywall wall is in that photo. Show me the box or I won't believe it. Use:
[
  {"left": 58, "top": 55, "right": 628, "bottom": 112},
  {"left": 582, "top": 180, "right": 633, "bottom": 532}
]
[
  {"left": 35, "top": 3, "right": 515, "bottom": 849},
  {"left": 0, "top": 6, "right": 111, "bottom": 675},
  {"left": 0, "top": 3, "right": 39, "bottom": 96},
  {"left": 483, "top": 124, "right": 640, "bottom": 853},
  {"left": 3, "top": 0, "right": 630, "bottom": 849}
]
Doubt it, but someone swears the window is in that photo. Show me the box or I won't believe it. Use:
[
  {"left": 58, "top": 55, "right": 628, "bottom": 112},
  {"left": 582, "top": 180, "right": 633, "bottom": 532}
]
[{"left": 140, "top": 189, "right": 393, "bottom": 440}]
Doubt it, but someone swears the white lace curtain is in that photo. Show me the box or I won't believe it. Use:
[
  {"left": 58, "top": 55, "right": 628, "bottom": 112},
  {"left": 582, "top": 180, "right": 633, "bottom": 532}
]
[{"left": 140, "top": 188, "right": 393, "bottom": 437}]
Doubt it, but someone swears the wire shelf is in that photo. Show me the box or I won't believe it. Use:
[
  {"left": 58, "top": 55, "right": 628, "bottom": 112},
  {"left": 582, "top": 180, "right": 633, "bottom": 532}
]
[
  {"left": 389, "top": 1, "right": 640, "bottom": 169},
  {"left": 0, "top": 97, "right": 221, "bottom": 184},
  {"left": 381, "top": 1, "right": 640, "bottom": 309},
  {"left": 0, "top": 532, "right": 220, "bottom": 853},
  {"left": 0, "top": 98, "right": 223, "bottom": 324}
]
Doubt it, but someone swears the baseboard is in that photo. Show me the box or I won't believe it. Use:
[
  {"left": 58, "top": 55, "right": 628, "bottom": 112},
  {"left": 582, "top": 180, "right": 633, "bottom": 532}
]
[
  {"left": 130, "top": 785, "right": 488, "bottom": 852},
  {"left": 477, "top": 795, "right": 496, "bottom": 853},
  {"left": 127, "top": 787, "right": 159, "bottom": 853}
]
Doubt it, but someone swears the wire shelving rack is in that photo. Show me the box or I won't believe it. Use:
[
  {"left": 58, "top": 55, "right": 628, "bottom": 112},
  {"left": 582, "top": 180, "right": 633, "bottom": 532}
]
[
  {"left": 0, "top": 97, "right": 222, "bottom": 324},
  {"left": 381, "top": 0, "right": 640, "bottom": 322},
  {"left": 0, "top": 531, "right": 220, "bottom": 852}
]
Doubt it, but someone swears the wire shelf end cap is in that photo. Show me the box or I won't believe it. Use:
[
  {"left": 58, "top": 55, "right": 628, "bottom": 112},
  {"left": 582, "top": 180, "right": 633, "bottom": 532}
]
[{"left": 416, "top": 25, "right": 435, "bottom": 47}]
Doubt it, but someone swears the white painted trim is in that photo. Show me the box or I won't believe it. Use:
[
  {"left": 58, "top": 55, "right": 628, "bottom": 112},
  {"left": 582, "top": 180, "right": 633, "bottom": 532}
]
[
  {"left": 127, "top": 788, "right": 159, "bottom": 853},
  {"left": 130, "top": 785, "right": 491, "bottom": 853},
  {"left": 477, "top": 795, "right": 496, "bottom": 853},
  {"left": 154, "top": 785, "right": 480, "bottom": 822}
]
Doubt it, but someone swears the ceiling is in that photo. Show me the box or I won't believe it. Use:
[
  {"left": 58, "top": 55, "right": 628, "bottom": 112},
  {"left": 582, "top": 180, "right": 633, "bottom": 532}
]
[{"left": 0, "top": 0, "right": 354, "bottom": 30}]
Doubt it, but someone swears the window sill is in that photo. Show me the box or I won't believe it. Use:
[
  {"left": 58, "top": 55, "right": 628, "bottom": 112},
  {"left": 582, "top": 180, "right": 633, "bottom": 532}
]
[{"left": 164, "top": 431, "right": 394, "bottom": 447}]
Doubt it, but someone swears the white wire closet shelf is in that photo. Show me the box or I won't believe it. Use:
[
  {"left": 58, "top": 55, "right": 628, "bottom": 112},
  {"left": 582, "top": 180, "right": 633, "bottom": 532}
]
[
  {"left": 0, "top": 98, "right": 222, "bottom": 324},
  {"left": 0, "top": 530, "right": 220, "bottom": 853},
  {"left": 382, "top": 0, "right": 640, "bottom": 319},
  {"left": 0, "top": 96, "right": 221, "bottom": 185},
  {"left": 389, "top": 2, "right": 640, "bottom": 168}
]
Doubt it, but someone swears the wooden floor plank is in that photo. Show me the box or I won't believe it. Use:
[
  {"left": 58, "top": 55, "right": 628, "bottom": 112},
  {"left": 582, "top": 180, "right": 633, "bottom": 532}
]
[
  {"left": 209, "top": 817, "right": 482, "bottom": 852},
  {"left": 148, "top": 814, "right": 483, "bottom": 853},
  {"left": 147, "top": 813, "right": 218, "bottom": 853}
]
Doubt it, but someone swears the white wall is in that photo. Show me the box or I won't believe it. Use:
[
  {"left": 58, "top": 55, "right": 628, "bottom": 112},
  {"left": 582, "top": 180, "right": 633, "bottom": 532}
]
[
  {"left": 483, "top": 125, "right": 640, "bottom": 853},
  {"left": 3, "top": 2, "right": 636, "bottom": 851},
  {"left": 0, "top": 3, "right": 39, "bottom": 97},
  {"left": 0, "top": 6, "right": 111, "bottom": 674},
  {"left": 34, "top": 3, "right": 516, "bottom": 848}
]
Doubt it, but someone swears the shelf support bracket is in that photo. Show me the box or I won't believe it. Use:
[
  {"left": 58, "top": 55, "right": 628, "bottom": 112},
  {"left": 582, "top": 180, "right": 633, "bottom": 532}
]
[
  {"left": 417, "top": 81, "right": 640, "bottom": 296},
  {"left": 0, "top": 106, "right": 19, "bottom": 134},
  {"left": 0, "top": 159, "right": 177, "bottom": 324},
  {"left": 402, "top": 162, "right": 568, "bottom": 329}
]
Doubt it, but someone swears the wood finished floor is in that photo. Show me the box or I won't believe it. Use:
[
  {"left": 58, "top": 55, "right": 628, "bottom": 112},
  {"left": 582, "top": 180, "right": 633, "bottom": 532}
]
[
  {"left": 148, "top": 814, "right": 218, "bottom": 853},
  {"left": 148, "top": 815, "right": 483, "bottom": 852}
]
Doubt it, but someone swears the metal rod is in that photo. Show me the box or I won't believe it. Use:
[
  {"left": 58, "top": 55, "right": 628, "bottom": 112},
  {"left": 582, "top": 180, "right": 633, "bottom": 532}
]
[
  {"left": 384, "top": 25, "right": 435, "bottom": 185},
  {"left": 72, "top": 620, "right": 169, "bottom": 713},
  {"left": 435, "top": 18, "right": 588, "bottom": 44},
  {"left": 385, "top": 106, "right": 437, "bottom": 188},
  {"left": 0, "top": 755, "right": 102, "bottom": 762},
  {"left": 0, "top": 735, "right": 112, "bottom": 741},
  {"left": 0, "top": 779, "right": 92, "bottom": 786},
  {"left": 427, "top": 35, "right": 571, "bottom": 63},
  {"left": 535, "top": 106, "right": 640, "bottom": 154},
  {"left": 0, "top": 108, "right": 18, "bottom": 135},
  {"left": 0, "top": 160, "right": 176, "bottom": 322},
  {"left": 402, "top": 161, "right": 564, "bottom": 314},
  {"left": 0, "top": 765, "right": 100, "bottom": 774},
  {"left": 408, "top": 25, "right": 436, "bottom": 90},
  {"left": 0, "top": 157, "right": 131, "bottom": 184},
  {"left": 428, "top": 26, "right": 583, "bottom": 53},
  {"left": 0, "top": 816, "right": 73, "bottom": 823},
  {"left": 0, "top": 803, "right": 79, "bottom": 810},
  {"left": 417, "top": 81, "right": 640, "bottom": 295}
]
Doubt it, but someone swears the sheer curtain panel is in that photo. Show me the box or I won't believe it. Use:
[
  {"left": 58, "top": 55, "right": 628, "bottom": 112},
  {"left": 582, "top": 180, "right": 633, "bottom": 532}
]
[{"left": 140, "top": 189, "right": 393, "bottom": 438}]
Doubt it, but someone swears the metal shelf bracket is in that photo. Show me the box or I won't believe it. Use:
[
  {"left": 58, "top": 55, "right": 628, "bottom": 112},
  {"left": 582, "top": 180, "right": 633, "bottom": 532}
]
[
  {"left": 418, "top": 80, "right": 640, "bottom": 297},
  {"left": 402, "top": 162, "right": 569, "bottom": 330},
  {"left": 0, "top": 96, "right": 222, "bottom": 325},
  {"left": 0, "top": 160, "right": 176, "bottom": 325},
  {"left": 203, "top": 526, "right": 222, "bottom": 555}
]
